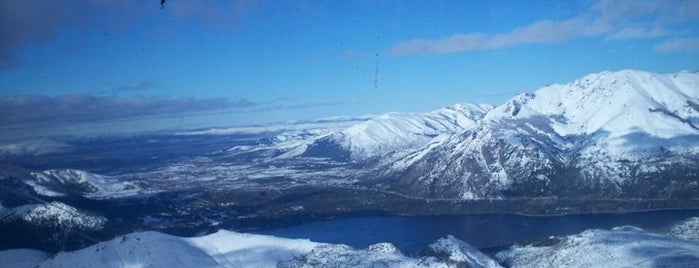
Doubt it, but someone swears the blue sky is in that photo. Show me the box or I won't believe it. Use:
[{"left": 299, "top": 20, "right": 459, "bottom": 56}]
[{"left": 1, "top": 0, "right": 698, "bottom": 138}]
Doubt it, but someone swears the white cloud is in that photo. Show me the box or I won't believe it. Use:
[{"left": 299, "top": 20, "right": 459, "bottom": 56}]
[
  {"left": 653, "top": 38, "right": 699, "bottom": 52},
  {"left": 390, "top": 19, "right": 588, "bottom": 56},
  {"left": 390, "top": 33, "right": 487, "bottom": 55},
  {"left": 489, "top": 19, "right": 584, "bottom": 47},
  {"left": 389, "top": 0, "right": 699, "bottom": 56},
  {"left": 606, "top": 26, "right": 673, "bottom": 40}
]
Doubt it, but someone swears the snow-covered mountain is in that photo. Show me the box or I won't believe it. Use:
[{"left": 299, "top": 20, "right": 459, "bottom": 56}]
[
  {"left": 496, "top": 226, "right": 699, "bottom": 267},
  {"left": 483, "top": 69, "right": 698, "bottom": 154},
  {"left": 222, "top": 103, "right": 492, "bottom": 161},
  {"left": 379, "top": 70, "right": 699, "bottom": 199},
  {"left": 26, "top": 169, "right": 140, "bottom": 199},
  {"left": 302, "top": 103, "right": 493, "bottom": 161},
  {"left": 0, "top": 230, "right": 501, "bottom": 268},
  {"left": 0, "top": 201, "right": 106, "bottom": 230}
]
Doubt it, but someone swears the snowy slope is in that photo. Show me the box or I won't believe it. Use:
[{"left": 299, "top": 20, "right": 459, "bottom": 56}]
[
  {"left": 380, "top": 70, "right": 699, "bottom": 199},
  {"left": 27, "top": 169, "right": 140, "bottom": 198},
  {"left": 484, "top": 70, "right": 699, "bottom": 156},
  {"left": 225, "top": 127, "right": 342, "bottom": 160},
  {"left": 304, "top": 103, "right": 493, "bottom": 160},
  {"left": 222, "top": 103, "right": 492, "bottom": 161},
  {"left": 423, "top": 235, "right": 504, "bottom": 268},
  {"left": 217, "top": 116, "right": 374, "bottom": 160},
  {"left": 0, "top": 249, "right": 48, "bottom": 268},
  {"left": 0, "top": 201, "right": 106, "bottom": 230},
  {"left": 21, "top": 230, "right": 319, "bottom": 268},
  {"left": 4, "top": 231, "right": 501, "bottom": 268},
  {"left": 281, "top": 239, "right": 502, "bottom": 268},
  {"left": 668, "top": 217, "right": 699, "bottom": 243},
  {"left": 496, "top": 226, "right": 699, "bottom": 268}
]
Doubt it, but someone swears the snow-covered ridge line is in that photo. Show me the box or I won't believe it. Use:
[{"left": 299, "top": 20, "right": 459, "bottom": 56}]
[
  {"left": 4, "top": 220, "right": 699, "bottom": 268},
  {"left": 27, "top": 169, "right": 141, "bottom": 199},
  {"left": 0, "top": 201, "right": 106, "bottom": 230},
  {"left": 381, "top": 69, "right": 699, "bottom": 200},
  {"left": 302, "top": 103, "right": 493, "bottom": 160},
  {"left": 485, "top": 69, "right": 699, "bottom": 139},
  {"left": 219, "top": 103, "right": 493, "bottom": 161},
  {"left": 1, "top": 230, "right": 501, "bottom": 268},
  {"left": 497, "top": 225, "right": 699, "bottom": 267}
]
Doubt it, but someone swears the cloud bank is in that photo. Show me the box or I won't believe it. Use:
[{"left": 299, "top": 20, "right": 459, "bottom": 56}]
[
  {"left": 0, "top": 95, "right": 254, "bottom": 129},
  {"left": 0, "top": 138, "right": 73, "bottom": 156},
  {"left": 0, "top": 94, "right": 359, "bottom": 132},
  {"left": 389, "top": 0, "right": 699, "bottom": 56}
]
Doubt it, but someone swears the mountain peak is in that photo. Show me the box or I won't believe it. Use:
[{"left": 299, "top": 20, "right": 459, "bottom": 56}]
[
  {"left": 485, "top": 70, "right": 699, "bottom": 139},
  {"left": 303, "top": 102, "right": 493, "bottom": 160}
]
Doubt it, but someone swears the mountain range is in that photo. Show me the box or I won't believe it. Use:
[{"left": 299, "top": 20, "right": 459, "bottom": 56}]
[
  {"left": 370, "top": 70, "right": 699, "bottom": 199},
  {"left": 3, "top": 218, "right": 698, "bottom": 268},
  {"left": 1, "top": 69, "right": 698, "bottom": 261},
  {"left": 221, "top": 69, "right": 699, "bottom": 200}
]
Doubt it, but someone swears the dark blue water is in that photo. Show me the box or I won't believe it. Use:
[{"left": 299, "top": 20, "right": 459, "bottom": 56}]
[{"left": 254, "top": 210, "right": 699, "bottom": 253}]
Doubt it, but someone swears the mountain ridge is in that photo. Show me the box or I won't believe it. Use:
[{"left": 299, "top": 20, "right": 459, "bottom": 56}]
[{"left": 376, "top": 69, "right": 699, "bottom": 200}]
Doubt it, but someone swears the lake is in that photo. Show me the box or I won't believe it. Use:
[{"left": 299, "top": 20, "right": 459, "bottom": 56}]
[{"left": 254, "top": 209, "right": 699, "bottom": 253}]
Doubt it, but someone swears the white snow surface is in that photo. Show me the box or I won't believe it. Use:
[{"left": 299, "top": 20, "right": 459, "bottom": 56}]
[
  {"left": 496, "top": 226, "right": 699, "bottom": 268},
  {"left": 3, "top": 230, "right": 501, "bottom": 268},
  {"left": 0, "top": 249, "right": 48, "bottom": 268}
]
